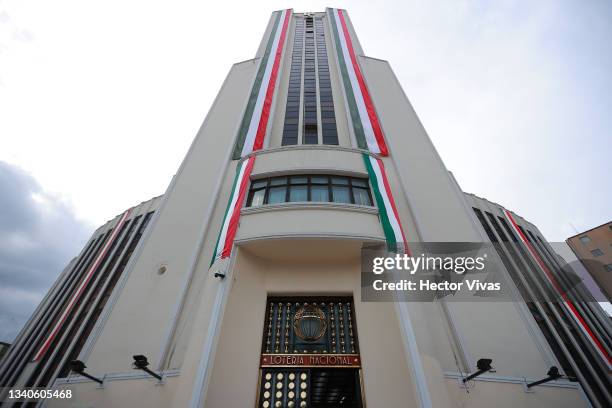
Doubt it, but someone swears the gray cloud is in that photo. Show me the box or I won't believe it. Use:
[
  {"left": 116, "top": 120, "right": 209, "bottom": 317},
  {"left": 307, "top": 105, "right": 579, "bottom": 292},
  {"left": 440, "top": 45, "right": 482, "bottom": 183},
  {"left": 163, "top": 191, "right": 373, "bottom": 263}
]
[{"left": 0, "top": 161, "right": 93, "bottom": 342}]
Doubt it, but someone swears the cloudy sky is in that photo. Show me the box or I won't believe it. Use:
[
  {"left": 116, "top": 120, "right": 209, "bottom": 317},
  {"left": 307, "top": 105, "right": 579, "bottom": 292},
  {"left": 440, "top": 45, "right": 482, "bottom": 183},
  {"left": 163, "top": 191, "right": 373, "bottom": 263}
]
[{"left": 0, "top": 0, "right": 610, "bottom": 342}]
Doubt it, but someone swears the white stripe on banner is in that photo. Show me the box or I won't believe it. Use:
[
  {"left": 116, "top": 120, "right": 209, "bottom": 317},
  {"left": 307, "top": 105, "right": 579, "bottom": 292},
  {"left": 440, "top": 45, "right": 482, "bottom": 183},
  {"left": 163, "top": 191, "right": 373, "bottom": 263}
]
[
  {"left": 369, "top": 156, "right": 403, "bottom": 244},
  {"left": 241, "top": 9, "right": 287, "bottom": 157},
  {"left": 332, "top": 9, "right": 379, "bottom": 154},
  {"left": 214, "top": 161, "right": 250, "bottom": 259}
]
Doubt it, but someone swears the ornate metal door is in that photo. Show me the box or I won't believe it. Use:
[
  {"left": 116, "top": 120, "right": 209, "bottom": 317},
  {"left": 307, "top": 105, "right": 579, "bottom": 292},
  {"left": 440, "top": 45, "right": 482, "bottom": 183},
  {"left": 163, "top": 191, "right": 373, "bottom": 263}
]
[{"left": 257, "top": 297, "right": 363, "bottom": 408}]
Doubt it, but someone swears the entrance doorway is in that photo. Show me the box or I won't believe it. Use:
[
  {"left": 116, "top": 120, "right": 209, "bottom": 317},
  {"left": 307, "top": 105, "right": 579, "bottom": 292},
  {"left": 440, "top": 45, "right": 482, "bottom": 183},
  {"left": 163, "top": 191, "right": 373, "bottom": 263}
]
[{"left": 257, "top": 297, "right": 364, "bottom": 408}]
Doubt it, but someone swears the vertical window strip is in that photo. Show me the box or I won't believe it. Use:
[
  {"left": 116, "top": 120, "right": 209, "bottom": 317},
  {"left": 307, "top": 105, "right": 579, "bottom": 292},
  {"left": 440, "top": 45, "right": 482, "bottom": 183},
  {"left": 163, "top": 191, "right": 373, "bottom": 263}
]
[
  {"left": 479, "top": 210, "right": 579, "bottom": 378},
  {"left": 282, "top": 17, "right": 304, "bottom": 146},
  {"left": 0, "top": 234, "right": 103, "bottom": 388},
  {"left": 32, "top": 215, "right": 134, "bottom": 388},
  {"left": 315, "top": 17, "right": 338, "bottom": 145},
  {"left": 59, "top": 212, "right": 153, "bottom": 378},
  {"left": 303, "top": 16, "right": 318, "bottom": 144}
]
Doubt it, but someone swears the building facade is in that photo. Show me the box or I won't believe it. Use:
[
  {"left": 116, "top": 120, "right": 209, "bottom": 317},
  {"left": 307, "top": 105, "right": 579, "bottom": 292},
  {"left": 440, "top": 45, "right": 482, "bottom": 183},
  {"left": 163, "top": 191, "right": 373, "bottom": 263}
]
[
  {"left": 1, "top": 9, "right": 610, "bottom": 408},
  {"left": 567, "top": 222, "right": 612, "bottom": 300},
  {"left": 0, "top": 342, "right": 10, "bottom": 362}
]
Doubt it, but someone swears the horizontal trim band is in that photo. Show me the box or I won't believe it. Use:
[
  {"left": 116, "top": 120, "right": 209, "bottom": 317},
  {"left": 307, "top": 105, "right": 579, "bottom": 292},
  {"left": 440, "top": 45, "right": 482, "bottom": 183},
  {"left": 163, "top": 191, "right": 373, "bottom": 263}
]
[
  {"left": 443, "top": 371, "right": 580, "bottom": 389},
  {"left": 55, "top": 370, "right": 181, "bottom": 385}
]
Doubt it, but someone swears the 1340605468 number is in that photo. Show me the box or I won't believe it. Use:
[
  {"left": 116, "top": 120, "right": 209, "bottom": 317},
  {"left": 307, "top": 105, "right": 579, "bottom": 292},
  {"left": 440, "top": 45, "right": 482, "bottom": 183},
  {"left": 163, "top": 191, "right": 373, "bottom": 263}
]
[{"left": 7, "top": 388, "right": 72, "bottom": 400}]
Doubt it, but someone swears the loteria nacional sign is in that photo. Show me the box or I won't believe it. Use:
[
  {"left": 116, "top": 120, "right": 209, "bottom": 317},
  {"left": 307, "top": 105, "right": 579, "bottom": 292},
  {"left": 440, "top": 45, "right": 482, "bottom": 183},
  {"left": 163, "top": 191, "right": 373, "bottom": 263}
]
[{"left": 261, "top": 354, "right": 361, "bottom": 368}]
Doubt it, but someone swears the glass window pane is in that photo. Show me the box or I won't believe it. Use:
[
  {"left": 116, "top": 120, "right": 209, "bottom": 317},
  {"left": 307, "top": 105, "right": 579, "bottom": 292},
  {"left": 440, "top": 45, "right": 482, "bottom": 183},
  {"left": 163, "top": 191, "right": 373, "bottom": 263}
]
[
  {"left": 291, "top": 176, "right": 308, "bottom": 184},
  {"left": 311, "top": 185, "right": 329, "bottom": 202},
  {"left": 289, "top": 185, "right": 308, "bottom": 202},
  {"left": 332, "top": 186, "right": 351, "bottom": 203},
  {"left": 251, "top": 180, "right": 267, "bottom": 189},
  {"left": 353, "top": 188, "right": 372, "bottom": 206},
  {"left": 331, "top": 177, "right": 349, "bottom": 185},
  {"left": 351, "top": 178, "right": 368, "bottom": 188},
  {"left": 270, "top": 177, "right": 288, "bottom": 186},
  {"left": 311, "top": 176, "right": 328, "bottom": 184},
  {"left": 268, "top": 186, "right": 287, "bottom": 204},
  {"left": 250, "top": 189, "right": 265, "bottom": 207}
]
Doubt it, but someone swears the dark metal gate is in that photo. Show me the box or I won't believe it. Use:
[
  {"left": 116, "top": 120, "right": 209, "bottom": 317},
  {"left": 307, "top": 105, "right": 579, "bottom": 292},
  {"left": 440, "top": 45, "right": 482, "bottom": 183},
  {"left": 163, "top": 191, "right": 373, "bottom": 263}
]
[{"left": 257, "top": 297, "right": 364, "bottom": 408}]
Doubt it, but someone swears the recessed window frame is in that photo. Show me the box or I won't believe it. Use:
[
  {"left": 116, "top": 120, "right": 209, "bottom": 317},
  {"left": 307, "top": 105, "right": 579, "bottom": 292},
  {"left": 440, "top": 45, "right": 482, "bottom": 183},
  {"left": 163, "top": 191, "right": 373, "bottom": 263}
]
[{"left": 246, "top": 174, "right": 374, "bottom": 208}]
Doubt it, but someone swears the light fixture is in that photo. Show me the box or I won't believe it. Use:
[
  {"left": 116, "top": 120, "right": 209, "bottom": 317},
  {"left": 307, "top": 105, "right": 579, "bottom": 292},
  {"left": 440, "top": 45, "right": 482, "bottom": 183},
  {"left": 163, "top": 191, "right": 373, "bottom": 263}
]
[
  {"left": 69, "top": 360, "right": 103, "bottom": 384},
  {"left": 527, "top": 366, "right": 562, "bottom": 388},
  {"left": 132, "top": 355, "right": 162, "bottom": 381},
  {"left": 462, "top": 358, "right": 493, "bottom": 383}
]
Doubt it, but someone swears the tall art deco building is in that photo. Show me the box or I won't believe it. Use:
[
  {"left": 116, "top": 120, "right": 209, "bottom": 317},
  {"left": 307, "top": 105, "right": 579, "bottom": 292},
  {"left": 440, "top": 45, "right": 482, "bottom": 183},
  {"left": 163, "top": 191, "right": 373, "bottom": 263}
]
[{"left": 2, "top": 9, "right": 611, "bottom": 408}]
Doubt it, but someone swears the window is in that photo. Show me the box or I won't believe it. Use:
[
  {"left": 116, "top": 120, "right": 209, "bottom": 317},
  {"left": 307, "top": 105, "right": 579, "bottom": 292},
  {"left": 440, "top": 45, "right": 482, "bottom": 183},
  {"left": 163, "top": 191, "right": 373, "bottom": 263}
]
[
  {"left": 579, "top": 235, "right": 591, "bottom": 244},
  {"left": 303, "top": 17, "right": 318, "bottom": 144},
  {"left": 315, "top": 17, "right": 338, "bottom": 145},
  {"left": 282, "top": 15, "right": 337, "bottom": 146},
  {"left": 282, "top": 17, "right": 304, "bottom": 145},
  {"left": 246, "top": 175, "right": 373, "bottom": 207},
  {"left": 591, "top": 248, "right": 604, "bottom": 257},
  {"left": 604, "top": 264, "right": 612, "bottom": 272}
]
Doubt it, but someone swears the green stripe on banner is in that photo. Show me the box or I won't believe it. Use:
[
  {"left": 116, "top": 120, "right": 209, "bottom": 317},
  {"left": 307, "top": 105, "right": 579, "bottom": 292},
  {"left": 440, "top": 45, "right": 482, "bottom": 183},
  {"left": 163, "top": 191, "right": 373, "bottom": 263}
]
[
  {"left": 362, "top": 153, "right": 396, "bottom": 251},
  {"left": 328, "top": 10, "right": 367, "bottom": 150},
  {"left": 210, "top": 160, "right": 244, "bottom": 266},
  {"left": 232, "top": 11, "right": 282, "bottom": 160}
]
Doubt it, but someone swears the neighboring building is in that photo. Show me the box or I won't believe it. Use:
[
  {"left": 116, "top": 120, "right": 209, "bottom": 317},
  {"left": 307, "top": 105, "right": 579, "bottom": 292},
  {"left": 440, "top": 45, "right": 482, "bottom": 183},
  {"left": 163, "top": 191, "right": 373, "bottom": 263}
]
[
  {"left": 567, "top": 222, "right": 612, "bottom": 300},
  {"left": 1, "top": 8, "right": 610, "bottom": 408}
]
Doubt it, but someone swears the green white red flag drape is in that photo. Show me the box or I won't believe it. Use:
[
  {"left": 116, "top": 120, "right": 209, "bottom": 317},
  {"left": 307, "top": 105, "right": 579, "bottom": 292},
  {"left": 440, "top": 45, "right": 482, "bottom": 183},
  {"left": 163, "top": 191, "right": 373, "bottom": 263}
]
[
  {"left": 211, "top": 157, "right": 256, "bottom": 265},
  {"left": 329, "top": 8, "right": 388, "bottom": 156},
  {"left": 34, "top": 209, "right": 132, "bottom": 361},
  {"left": 503, "top": 210, "right": 612, "bottom": 370},
  {"left": 362, "top": 153, "right": 409, "bottom": 253},
  {"left": 232, "top": 9, "right": 292, "bottom": 159}
]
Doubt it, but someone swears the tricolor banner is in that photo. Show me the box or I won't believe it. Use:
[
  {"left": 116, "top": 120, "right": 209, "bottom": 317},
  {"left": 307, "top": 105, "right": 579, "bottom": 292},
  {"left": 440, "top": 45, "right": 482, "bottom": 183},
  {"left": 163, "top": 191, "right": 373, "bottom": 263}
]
[
  {"left": 329, "top": 9, "right": 388, "bottom": 156},
  {"left": 363, "top": 154, "right": 409, "bottom": 253},
  {"left": 503, "top": 210, "right": 612, "bottom": 370},
  {"left": 211, "top": 157, "right": 256, "bottom": 265},
  {"left": 232, "top": 9, "right": 292, "bottom": 159},
  {"left": 34, "top": 209, "right": 132, "bottom": 361}
]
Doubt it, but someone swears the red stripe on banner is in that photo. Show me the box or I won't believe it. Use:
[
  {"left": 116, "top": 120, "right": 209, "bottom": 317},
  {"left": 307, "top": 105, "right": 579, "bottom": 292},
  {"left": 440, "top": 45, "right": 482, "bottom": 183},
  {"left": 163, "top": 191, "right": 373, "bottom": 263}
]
[
  {"left": 252, "top": 10, "right": 292, "bottom": 152},
  {"left": 504, "top": 210, "right": 611, "bottom": 366},
  {"left": 221, "top": 157, "right": 256, "bottom": 258},
  {"left": 376, "top": 158, "right": 410, "bottom": 255},
  {"left": 337, "top": 9, "right": 388, "bottom": 156},
  {"left": 34, "top": 209, "right": 132, "bottom": 361}
]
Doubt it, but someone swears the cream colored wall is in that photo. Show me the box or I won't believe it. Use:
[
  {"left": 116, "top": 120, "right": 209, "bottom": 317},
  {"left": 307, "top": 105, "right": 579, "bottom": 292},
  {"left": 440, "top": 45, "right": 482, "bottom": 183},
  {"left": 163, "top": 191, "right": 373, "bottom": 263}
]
[
  {"left": 204, "top": 244, "right": 420, "bottom": 408},
  {"left": 84, "top": 59, "right": 257, "bottom": 374},
  {"left": 48, "top": 376, "right": 180, "bottom": 408},
  {"left": 444, "top": 378, "right": 587, "bottom": 408},
  {"left": 251, "top": 146, "right": 366, "bottom": 178},
  {"left": 238, "top": 206, "right": 383, "bottom": 242},
  {"left": 359, "top": 55, "right": 559, "bottom": 379}
]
